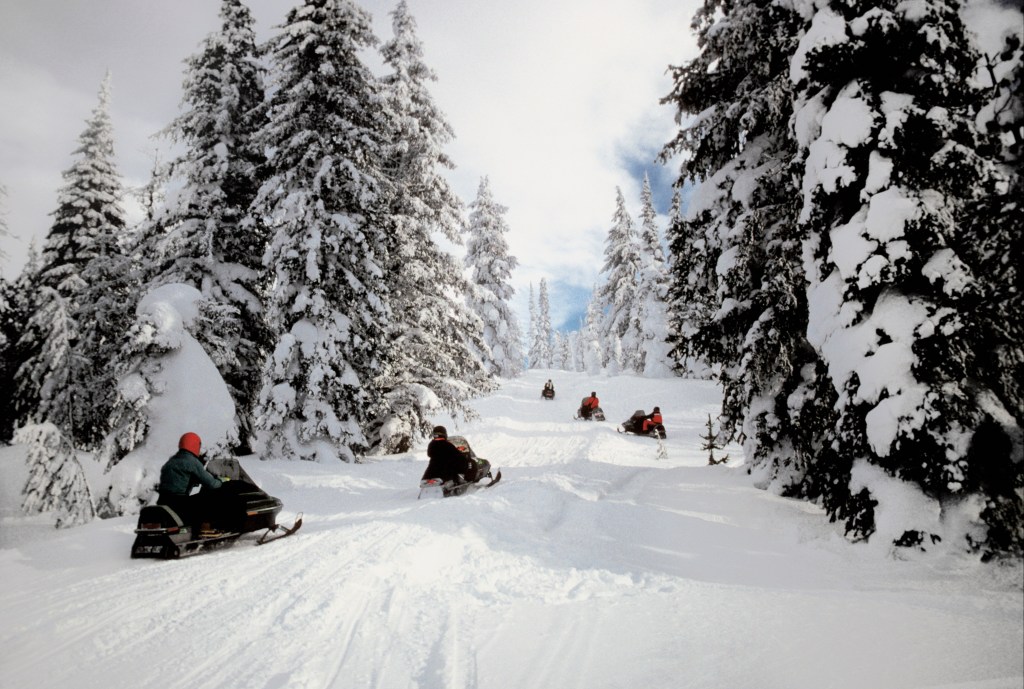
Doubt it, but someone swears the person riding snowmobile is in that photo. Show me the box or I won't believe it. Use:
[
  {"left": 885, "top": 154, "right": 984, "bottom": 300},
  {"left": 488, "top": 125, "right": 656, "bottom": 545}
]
[
  {"left": 621, "top": 407, "right": 666, "bottom": 438},
  {"left": 579, "top": 392, "right": 600, "bottom": 420},
  {"left": 542, "top": 379, "right": 555, "bottom": 399},
  {"left": 157, "top": 432, "right": 225, "bottom": 534},
  {"left": 422, "top": 426, "right": 480, "bottom": 485},
  {"left": 642, "top": 407, "right": 664, "bottom": 435}
]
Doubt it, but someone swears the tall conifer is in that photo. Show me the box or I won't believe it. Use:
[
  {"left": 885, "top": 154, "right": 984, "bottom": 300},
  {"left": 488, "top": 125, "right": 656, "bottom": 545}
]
[
  {"left": 371, "top": 0, "right": 493, "bottom": 453},
  {"left": 143, "top": 0, "right": 270, "bottom": 448},
  {"left": 464, "top": 176, "right": 524, "bottom": 378},
  {"left": 251, "top": 0, "right": 389, "bottom": 462}
]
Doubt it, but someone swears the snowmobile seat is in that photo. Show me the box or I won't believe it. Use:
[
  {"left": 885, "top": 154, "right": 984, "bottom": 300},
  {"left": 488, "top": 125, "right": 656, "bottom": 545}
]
[{"left": 135, "top": 504, "right": 187, "bottom": 533}]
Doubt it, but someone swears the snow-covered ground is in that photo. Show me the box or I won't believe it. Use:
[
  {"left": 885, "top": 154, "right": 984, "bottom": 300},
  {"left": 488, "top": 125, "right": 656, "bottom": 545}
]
[{"left": 1, "top": 370, "right": 1021, "bottom": 689}]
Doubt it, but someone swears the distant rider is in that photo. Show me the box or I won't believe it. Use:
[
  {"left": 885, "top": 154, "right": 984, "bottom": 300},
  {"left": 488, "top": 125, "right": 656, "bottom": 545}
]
[
  {"left": 642, "top": 407, "right": 663, "bottom": 434},
  {"left": 579, "top": 391, "right": 600, "bottom": 420},
  {"left": 542, "top": 379, "right": 555, "bottom": 398},
  {"left": 157, "top": 432, "right": 223, "bottom": 531}
]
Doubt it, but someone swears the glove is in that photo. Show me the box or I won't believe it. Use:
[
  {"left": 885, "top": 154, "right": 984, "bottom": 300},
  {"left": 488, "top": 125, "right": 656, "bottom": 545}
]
[{"left": 220, "top": 476, "right": 231, "bottom": 482}]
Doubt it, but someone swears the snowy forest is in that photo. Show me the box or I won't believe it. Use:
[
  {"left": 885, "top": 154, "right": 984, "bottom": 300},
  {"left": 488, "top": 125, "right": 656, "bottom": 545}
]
[{"left": 0, "top": 0, "right": 1021, "bottom": 561}]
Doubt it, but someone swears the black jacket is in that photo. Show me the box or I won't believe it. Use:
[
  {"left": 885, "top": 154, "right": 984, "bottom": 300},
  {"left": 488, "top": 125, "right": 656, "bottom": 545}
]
[{"left": 422, "top": 438, "right": 474, "bottom": 483}]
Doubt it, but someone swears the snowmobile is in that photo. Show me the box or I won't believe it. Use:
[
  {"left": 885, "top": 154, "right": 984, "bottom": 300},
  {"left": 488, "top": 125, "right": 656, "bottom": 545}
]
[
  {"left": 541, "top": 386, "right": 555, "bottom": 400},
  {"left": 574, "top": 398, "right": 605, "bottom": 421},
  {"left": 618, "top": 410, "right": 667, "bottom": 439},
  {"left": 130, "top": 456, "right": 301, "bottom": 559},
  {"left": 418, "top": 435, "right": 502, "bottom": 499}
]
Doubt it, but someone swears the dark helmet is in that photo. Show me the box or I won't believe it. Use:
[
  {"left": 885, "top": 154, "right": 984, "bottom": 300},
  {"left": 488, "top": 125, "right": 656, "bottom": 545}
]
[
  {"left": 591, "top": 391, "right": 596, "bottom": 396},
  {"left": 653, "top": 406, "right": 660, "bottom": 413},
  {"left": 431, "top": 425, "right": 448, "bottom": 439}
]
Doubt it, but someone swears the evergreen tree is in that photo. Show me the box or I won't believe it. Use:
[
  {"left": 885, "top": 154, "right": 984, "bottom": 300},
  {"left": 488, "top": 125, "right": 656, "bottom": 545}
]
[
  {"left": 556, "top": 331, "right": 573, "bottom": 371},
  {"left": 959, "top": 33, "right": 1023, "bottom": 556},
  {"left": 96, "top": 284, "right": 240, "bottom": 516},
  {"left": 598, "top": 187, "right": 643, "bottom": 371},
  {"left": 581, "top": 292, "right": 604, "bottom": 374},
  {"left": 464, "top": 176, "right": 524, "bottom": 378},
  {"left": 17, "top": 422, "right": 95, "bottom": 528},
  {"left": 660, "top": 0, "right": 829, "bottom": 506},
  {"left": 0, "top": 246, "right": 38, "bottom": 440},
  {"left": 16, "top": 287, "right": 81, "bottom": 436},
  {"left": 145, "top": 0, "right": 270, "bottom": 449},
  {"left": 550, "top": 331, "right": 565, "bottom": 370},
  {"left": 535, "top": 278, "right": 553, "bottom": 368},
  {"left": 0, "top": 184, "right": 22, "bottom": 440},
  {"left": 793, "top": 0, "right": 1020, "bottom": 550},
  {"left": 634, "top": 174, "right": 672, "bottom": 376},
  {"left": 966, "top": 32, "right": 1023, "bottom": 433},
  {"left": 371, "top": 0, "right": 493, "bottom": 453},
  {"left": 251, "top": 0, "right": 390, "bottom": 462},
  {"left": 527, "top": 283, "right": 540, "bottom": 369},
  {"left": 573, "top": 321, "right": 586, "bottom": 373},
  {"left": 0, "top": 277, "right": 14, "bottom": 441},
  {"left": 700, "top": 414, "right": 729, "bottom": 466},
  {"left": 16, "top": 74, "right": 132, "bottom": 448}
]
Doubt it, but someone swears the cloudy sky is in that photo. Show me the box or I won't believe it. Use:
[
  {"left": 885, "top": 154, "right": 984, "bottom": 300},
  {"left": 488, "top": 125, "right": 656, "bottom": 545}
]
[{"left": 0, "top": 0, "right": 700, "bottom": 330}]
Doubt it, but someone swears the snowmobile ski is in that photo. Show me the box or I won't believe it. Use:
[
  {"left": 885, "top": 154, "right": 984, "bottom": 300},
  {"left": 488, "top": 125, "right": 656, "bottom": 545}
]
[
  {"left": 256, "top": 514, "right": 303, "bottom": 545},
  {"left": 418, "top": 469, "right": 502, "bottom": 499},
  {"left": 445, "top": 470, "right": 502, "bottom": 497}
]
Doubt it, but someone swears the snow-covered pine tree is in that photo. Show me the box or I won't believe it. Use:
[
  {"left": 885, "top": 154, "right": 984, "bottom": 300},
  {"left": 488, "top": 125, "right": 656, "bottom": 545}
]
[
  {"left": 597, "top": 187, "right": 643, "bottom": 371},
  {"left": 793, "top": 0, "right": 1021, "bottom": 550},
  {"left": 15, "top": 286, "right": 101, "bottom": 527},
  {"left": 557, "top": 331, "right": 573, "bottom": 371},
  {"left": 0, "top": 187, "right": 18, "bottom": 441},
  {"left": 960, "top": 31, "right": 1023, "bottom": 556},
  {"left": 527, "top": 283, "right": 540, "bottom": 369},
  {"left": 15, "top": 287, "right": 81, "bottom": 436},
  {"left": 0, "top": 246, "right": 39, "bottom": 441},
  {"left": 700, "top": 414, "right": 729, "bottom": 466},
  {"left": 0, "top": 279, "right": 14, "bottom": 442},
  {"left": 143, "top": 0, "right": 270, "bottom": 450},
  {"left": 660, "top": 0, "right": 831, "bottom": 503},
  {"left": 580, "top": 291, "right": 604, "bottom": 374},
  {"left": 17, "top": 422, "right": 95, "bottom": 528},
  {"left": 634, "top": 173, "right": 673, "bottom": 376},
  {"left": 572, "top": 323, "right": 585, "bottom": 373},
  {"left": 535, "top": 278, "right": 554, "bottom": 368},
  {"left": 97, "top": 284, "right": 240, "bottom": 517},
  {"left": 252, "top": 0, "right": 390, "bottom": 462},
  {"left": 464, "top": 176, "right": 524, "bottom": 378},
  {"left": 550, "top": 331, "right": 565, "bottom": 370},
  {"left": 964, "top": 29, "right": 1024, "bottom": 425},
  {"left": 15, "top": 74, "right": 133, "bottom": 448},
  {"left": 370, "top": 0, "right": 493, "bottom": 453}
]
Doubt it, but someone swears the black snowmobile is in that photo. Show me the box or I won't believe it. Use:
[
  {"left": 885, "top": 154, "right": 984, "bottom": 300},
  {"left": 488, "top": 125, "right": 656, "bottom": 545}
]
[
  {"left": 618, "top": 410, "right": 667, "bottom": 439},
  {"left": 131, "top": 456, "right": 301, "bottom": 559},
  {"left": 541, "top": 386, "right": 555, "bottom": 400},
  {"left": 418, "top": 435, "right": 502, "bottom": 499},
  {"left": 575, "top": 398, "right": 605, "bottom": 421}
]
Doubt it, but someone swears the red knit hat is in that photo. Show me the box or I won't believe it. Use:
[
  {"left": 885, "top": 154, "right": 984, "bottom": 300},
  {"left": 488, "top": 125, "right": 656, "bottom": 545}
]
[{"left": 179, "top": 432, "right": 202, "bottom": 457}]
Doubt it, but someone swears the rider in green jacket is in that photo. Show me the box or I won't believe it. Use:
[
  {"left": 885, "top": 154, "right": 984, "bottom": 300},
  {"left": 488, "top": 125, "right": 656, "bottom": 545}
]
[{"left": 157, "top": 432, "right": 223, "bottom": 532}]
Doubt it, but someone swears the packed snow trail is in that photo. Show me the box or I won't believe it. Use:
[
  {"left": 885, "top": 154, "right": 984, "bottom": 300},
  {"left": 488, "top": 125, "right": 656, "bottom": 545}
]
[{"left": 1, "top": 371, "right": 1021, "bottom": 689}]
